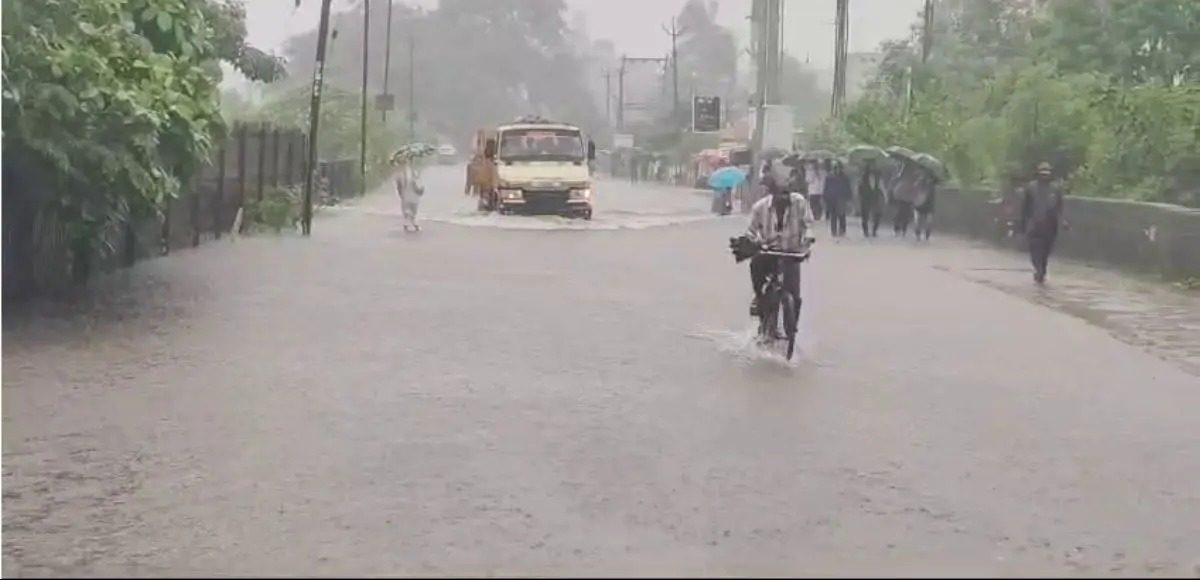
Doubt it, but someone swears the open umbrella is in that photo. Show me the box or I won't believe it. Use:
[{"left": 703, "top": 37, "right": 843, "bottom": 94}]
[
  {"left": 913, "top": 152, "right": 949, "bottom": 180},
  {"left": 886, "top": 145, "right": 920, "bottom": 163},
  {"left": 708, "top": 166, "right": 747, "bottom": 190},
  {"left": 847, "top": 145, "right": 888, "bottom": 164},
  {"left": 392, "top": 142, "right": 437, "bottom": 163},
  {"left": 781, "top": 153, "right": 804, "bottom": 168}
]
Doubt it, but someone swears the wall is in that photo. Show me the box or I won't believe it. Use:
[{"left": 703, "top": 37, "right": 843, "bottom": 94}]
[{"left": 935, "top": 188, "right": 1200, "bottom": 280}]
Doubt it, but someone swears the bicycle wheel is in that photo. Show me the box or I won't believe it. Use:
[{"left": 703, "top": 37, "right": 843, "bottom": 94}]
[
  {"left": 779, "top": 291, "right": 798, "bottom": 360},
  {"left": 757, "top": 289, "right": 780, "bottom": 344}
]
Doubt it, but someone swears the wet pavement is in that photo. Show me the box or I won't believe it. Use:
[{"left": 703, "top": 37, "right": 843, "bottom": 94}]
[{"left": 4, "top": 167, "right": 1199, "bottom": 577}]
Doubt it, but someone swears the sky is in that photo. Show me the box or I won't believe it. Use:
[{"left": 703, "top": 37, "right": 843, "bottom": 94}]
[{"left": 244, "top": 0, "right": 927, "bottom": 73}]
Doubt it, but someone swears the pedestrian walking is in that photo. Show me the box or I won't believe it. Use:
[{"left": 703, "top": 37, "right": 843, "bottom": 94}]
[
  {"left": 858, "top": 160, "right": 884, "bottom": 237},
  {"left": 889, "top": 165, "right": 917, "bottom": 238},
  {"left": 395, "top": 160, "right": 426, "bottom": 232},
  {"left": 1019, "top": 161, "right": 1068, "bottom": 283},
  {"left": 914, "top": 173, "right": 937, "bottom": 241},
  {"left": 824, "top": 161, "right": 852, "bottom": 237},
  {"left": 805, "top": 159, "right": 826, "bottom": 220},
  {"left": 788, "top": 164, "right": 807, "bottom": 197}
]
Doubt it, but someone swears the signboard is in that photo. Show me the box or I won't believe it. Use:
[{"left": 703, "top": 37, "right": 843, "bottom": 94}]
[
  {"left": 374, "top": 93, "right": 395, "bottom": 112},
  {"left": 613, "top": 133, "right": 635, "bottom": 149},
  {"left": 692, "top": 96, "right": 722, "bottom": 133}
]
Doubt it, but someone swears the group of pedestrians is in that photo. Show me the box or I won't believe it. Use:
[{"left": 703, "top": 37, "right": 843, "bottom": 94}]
[
  {"left": 774, "top": 158, "right": 938, "bottom": 241},
  {"left": 764, "top": 156, "right": 1068, "bottom": 284}
]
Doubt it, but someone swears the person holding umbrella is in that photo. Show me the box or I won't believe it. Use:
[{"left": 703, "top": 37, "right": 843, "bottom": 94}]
[
  {"left": 858, "top": 159, "right": 884, "bottom": 237},
  {"left": 914, "top": 172, "right": 937, "bottom": 241},
  {"left": 708, "top": 163, "right": 746, "bottom": 216},
  {"left": 823, "top": 161, "right": 852, "bottom": 237}
]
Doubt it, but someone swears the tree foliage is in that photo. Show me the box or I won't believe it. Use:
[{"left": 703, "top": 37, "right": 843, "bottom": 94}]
[
  {"left": 836, "top": 0, "right": 1199, "bottom": 207},
  {"left": 280, "top": 0, "right": 602, "bottom": 147},
  {"left": 3, "top": 0, "right": 284, "bottom": 260}
]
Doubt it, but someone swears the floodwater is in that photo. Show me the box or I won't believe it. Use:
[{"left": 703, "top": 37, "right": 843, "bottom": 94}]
[{"left": 4, "top": 166, "right": 1199, "bottom": 577}]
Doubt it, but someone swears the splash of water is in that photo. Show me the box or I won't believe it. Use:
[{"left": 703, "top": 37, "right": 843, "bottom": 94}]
[{"left": 687, "top": 324, "right": 819, "bottom": 368}]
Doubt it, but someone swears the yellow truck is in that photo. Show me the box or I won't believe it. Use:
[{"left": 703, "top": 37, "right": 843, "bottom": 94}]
[{"left": 468, "top": 117, "right": 596, "bottom": 219}]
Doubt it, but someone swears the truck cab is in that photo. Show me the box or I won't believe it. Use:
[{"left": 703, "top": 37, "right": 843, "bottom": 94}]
[{"left": 492, "top": 117, "right": 595, "bottom": 219}]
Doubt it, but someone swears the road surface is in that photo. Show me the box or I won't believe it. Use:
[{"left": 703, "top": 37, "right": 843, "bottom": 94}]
[{"left": 4, "top": 167, "right": 1199, "bottom": 577}]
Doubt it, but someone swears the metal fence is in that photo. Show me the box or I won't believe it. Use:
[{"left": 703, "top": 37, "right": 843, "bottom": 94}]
[{"left": 3, "top": 123, "right": 311, "bottom": 302}]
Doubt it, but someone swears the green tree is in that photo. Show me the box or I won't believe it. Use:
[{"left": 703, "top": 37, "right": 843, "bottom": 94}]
[{"left": 3, "top": 0, "right": 284, "bottom": 274}]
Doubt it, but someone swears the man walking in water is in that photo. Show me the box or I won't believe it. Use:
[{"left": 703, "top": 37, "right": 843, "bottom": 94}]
[{"left": 1019, "top": 161, "right": 1068, "bottom": 283}]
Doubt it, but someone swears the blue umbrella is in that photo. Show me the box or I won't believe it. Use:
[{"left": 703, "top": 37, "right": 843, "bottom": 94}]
[{"left": 708, "top": 166, "right": 747, "bottom": 190}]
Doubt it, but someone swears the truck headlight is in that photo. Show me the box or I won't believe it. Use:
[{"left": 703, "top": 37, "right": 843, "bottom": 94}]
[
  {"left": 570, "top": 188, "right": 591, "bottom": 200},
  {"left": 500, "top": 188, "right": 523, "bottom": 200}
]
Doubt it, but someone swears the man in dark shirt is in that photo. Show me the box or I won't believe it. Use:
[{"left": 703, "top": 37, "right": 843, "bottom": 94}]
[
  {"left": 823, "top": 161, "right": 852, "bottom": 237},
  {"left": 1019, "top": 162, "right": 1068, "bottom": 284},
  {"left": 858, "top": 160, "right": 884, "bottom": 237}
]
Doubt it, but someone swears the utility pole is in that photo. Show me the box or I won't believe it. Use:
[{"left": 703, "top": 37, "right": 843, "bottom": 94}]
[
  {"left": 831, "top": 0, "right": 849, "bottom": 118},
  {"left": 603, "top": 69, "right": 612, "bottom": 126},
  {"left": 750, "top": 0, "right": 781, "bottom": 197},
  {"left": 408, "top": 32, "right": 416, "bottom": 138},
  {"left": 617, "top": 56, "right": 626, "bottom": 130},
  {"left": 921, "top": 0, "right": 934, "bottom": 63},
  {"left": 616, "top": 55, "right": 669, "bottom": 132},
  {"left": 662, "top": 18, "right": 686, "bottom": 126},
  {"left": 382, "top": 0, "right": 393, "bottom": 123},
  {"left": 302, "top": 0, "right": 334, "bottom": 236},
  {"left": 360, "top": 0, "right": 370, "bottom": 197}
]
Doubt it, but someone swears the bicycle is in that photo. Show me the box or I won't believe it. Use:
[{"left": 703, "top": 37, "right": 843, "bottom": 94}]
[{"left": 730, "top": 236, "right": 814, "bottom": 360}]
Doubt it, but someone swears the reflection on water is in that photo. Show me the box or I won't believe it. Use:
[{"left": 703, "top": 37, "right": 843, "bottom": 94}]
[{"left": 952, "top": 264, "right": 1200, "bottom": 377}]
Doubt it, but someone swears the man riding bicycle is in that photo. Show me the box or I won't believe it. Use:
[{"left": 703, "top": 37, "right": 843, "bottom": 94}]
[{"left": 744, "top": 175, "right": 814, "bottom": 317}]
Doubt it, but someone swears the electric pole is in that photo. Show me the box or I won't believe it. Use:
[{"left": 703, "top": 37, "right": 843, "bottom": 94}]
[
  {"left": 616, "top": 55, "right": 669, "bottom": 133},
  {"left": 360, "top": 0, "right": 370, "bottom": 197},
  {"left": 922, "top": 0, "right": 934, "bottom": 63},
  {"left": 831, "top": 0, "right": 849, "bottom": 118},
  {"left": 603, "top": 69, "right": 612, "bottom": 126},
  {"left": 617, "top": 56, "right": 626, "bottom": 130},
  {"left": 662, "top": 18, "right": 686, "bottom": 127},
  {"left": 302, "top": 0, "right": 334, "bottom": 236},
  {"left": 408, "top": 32, "right": 416, "bottom": 138},
  {"left": 750, "top": 0, "right": 781, "bottom": 198},
  {"left": 382, "top": 0, "right": 393, "bottom": 123}
]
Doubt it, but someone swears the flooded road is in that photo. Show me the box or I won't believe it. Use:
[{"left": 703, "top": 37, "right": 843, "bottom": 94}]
[{"left": 4, "top": 166, "right": 1199, "bottom": 576}]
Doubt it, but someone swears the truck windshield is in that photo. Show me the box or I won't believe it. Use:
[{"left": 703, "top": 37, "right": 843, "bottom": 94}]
[{"left": 498, "top": 129, "right": 584, "bottom": 162}]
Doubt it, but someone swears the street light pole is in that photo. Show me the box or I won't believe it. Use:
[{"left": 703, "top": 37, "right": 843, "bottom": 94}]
[
  {"left": 382, "top": 0, "right": 393, "bottom": 123},
  {"left": 302, "top": 0, "right": 334, "bottom": 236},
  {"left": 408, "top": 32, "right": 416, "bottom": 138},
  {"left": 360, "top": 0, "right": 370, "bottom": 197}
]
